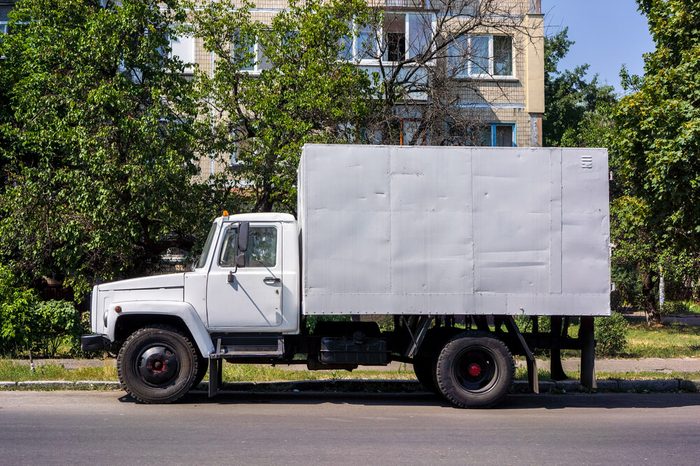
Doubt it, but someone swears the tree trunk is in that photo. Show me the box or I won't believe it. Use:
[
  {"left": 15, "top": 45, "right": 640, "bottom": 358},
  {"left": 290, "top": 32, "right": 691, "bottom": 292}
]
[{"left": 641, "top": 268, "right": 661, "bottom": 324}]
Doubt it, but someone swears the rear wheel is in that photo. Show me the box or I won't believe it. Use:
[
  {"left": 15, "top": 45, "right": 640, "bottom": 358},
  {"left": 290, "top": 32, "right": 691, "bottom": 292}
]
[
  {"left": 412, "top": 327, "right": 462, "bottom": 393},
  {"left": 117, "top": 325, "right": 199, "bottom": 404},
  {"left": 435, "top": 333, "right": 513, "bottom": 408}
]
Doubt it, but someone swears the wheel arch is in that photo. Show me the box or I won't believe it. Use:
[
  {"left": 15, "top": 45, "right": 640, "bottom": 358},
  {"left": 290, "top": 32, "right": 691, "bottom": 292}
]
[{"left": 110, "top": 302, "right": 214, "bottom": 358}]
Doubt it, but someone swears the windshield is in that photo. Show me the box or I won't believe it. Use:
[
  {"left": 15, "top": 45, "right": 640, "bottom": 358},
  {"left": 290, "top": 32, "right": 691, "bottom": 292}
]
[{"left": 196, "top": 222, "right": 218, "bottom": 269}]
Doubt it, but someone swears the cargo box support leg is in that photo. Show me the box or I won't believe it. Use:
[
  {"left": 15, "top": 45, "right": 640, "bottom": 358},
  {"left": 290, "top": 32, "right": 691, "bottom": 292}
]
[
  {"left": 550, "top": 317, "right": 569, "bottom": 381},
  {"left": 504, "top": 317, "right": 539, "bottom": 394},
  {"left": 579, "top": 317, "right": 597, "bottom": 390},
  {"left": 208, "top": 357, "right": 222, "bottom": 398}
]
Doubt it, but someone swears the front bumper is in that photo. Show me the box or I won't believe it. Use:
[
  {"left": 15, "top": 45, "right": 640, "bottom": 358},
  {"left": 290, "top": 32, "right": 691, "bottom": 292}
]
[{"left": 81, "top": 334, "right": 111, "bottom": 352}]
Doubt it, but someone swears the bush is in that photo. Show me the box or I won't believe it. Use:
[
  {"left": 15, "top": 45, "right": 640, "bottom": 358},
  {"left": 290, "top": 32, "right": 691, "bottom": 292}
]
[
  {"left": 30, "top": 300, "right": 82, "bottom": 357},
  {"left": 660, "top": 301, "right": 690, "bottom": 316},
  {"left": 0, "top": 265, "right": 81, "bottom": 357},
  {"left": 595, "top": 312, "right": 628, "bottom": 357}
]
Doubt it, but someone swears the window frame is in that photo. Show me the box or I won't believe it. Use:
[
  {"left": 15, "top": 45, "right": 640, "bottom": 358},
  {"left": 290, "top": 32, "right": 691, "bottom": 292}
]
[
  {"left": 449, "top": 34, "right": 515, "bottom": 80},
  {"left": 489, "top": 123, "right": 516, "bottom": 147},
  {"left": 169, "top": 27, "right": 196, "bottom": 75},
  {"left": 232, "top": 34, "right": 271, "bottom": 75},
  {"left": 343, "top": 12, "right": 437, "bottom": 66},
  {"left": 217, "top": 224, "right": 279, "bottom": 269}
]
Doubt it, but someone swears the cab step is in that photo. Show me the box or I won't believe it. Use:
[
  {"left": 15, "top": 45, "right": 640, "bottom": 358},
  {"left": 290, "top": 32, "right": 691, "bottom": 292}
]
[
  {"left": 207, "top": 335, "right": 285, "bottom": 398},
  {"left": 213, "top": 335, "right": 284, "bottom": 357}
]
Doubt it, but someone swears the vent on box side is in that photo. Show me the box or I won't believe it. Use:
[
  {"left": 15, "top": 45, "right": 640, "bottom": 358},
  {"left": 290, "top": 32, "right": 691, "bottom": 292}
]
[{"left": 581, "top": 155, "right": 593, "bottom": 169}]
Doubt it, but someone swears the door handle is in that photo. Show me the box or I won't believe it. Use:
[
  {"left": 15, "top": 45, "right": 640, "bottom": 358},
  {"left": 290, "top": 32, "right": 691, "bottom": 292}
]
[{"left": 263, "top": 276, "right": 280, "bottom": 285}]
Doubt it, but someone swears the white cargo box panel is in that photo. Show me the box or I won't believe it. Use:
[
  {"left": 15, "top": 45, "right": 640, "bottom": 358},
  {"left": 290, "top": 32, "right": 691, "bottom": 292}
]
[{"left": 298, "top": 145, "right": 610, "bottom": 316}]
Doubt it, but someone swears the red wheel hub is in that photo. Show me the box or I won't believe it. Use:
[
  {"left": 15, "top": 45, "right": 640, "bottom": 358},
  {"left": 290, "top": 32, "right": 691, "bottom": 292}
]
[{"left": 467, "top": 363, "right": 482, "bottom": 377}]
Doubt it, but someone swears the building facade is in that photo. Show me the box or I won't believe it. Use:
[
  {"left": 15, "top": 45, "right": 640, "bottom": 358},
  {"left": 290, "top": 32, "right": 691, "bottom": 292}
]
[
  {"left": 177, "top": 0, "right": 544, "bottom": 155},
  {"left": 2, "top": 0, "right": 545, "bottom": 175}
]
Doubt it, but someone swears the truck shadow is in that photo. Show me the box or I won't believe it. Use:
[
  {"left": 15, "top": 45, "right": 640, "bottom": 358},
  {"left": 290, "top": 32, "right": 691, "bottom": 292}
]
[{"left": 118, "top": 379, "right": 700, "bottom": 410}]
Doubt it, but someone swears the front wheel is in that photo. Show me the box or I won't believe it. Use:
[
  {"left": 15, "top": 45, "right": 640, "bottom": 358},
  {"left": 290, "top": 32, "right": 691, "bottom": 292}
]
[
  {"left": 117, "top": 325, "right": 199, "bottom": 404},
  {"left": 435, "top": 333, "right": 514, "bottom": 408}
]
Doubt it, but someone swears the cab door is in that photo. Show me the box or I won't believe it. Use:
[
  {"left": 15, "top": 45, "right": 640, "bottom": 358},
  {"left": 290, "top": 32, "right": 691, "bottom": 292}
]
[{"left": 206, "top": 222, "right": 283, "bottom": 329}]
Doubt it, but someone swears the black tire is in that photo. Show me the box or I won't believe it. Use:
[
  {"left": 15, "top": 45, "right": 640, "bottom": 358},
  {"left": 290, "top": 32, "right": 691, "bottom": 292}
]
[
  {"left": 191, "top": 355, "right": 208, "bottom": 389},
  {"left": 412, "top": 354, "right": 435, "bottom": 391},
  {"left": 412, "top": 327, "right": 462, "bottom": 393},
  {"left": 435, "top": 333, "right": 514, "bottom": 408},
  {"left": 117, "top": 325, "right": 199, "bottom": 404}
]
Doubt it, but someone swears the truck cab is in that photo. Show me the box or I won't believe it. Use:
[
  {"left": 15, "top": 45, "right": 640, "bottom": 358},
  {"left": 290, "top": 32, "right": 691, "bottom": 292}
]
[{"left": 187, "top": 213, "right": 300, "bottom": 334}]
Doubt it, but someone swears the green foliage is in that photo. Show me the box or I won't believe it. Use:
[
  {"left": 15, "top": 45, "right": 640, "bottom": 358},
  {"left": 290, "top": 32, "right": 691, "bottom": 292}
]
[
  {"left": 0, "top": 0, "right": 235, "bottom": 299},
  {"left": 0, "top": 265, "right": 39, "bottom": 356},
  {"left": 543, "top": 28, "right": 617, "bottom": 147},
  {"left": 513, "top": 315, "right": 551, "bottom": 334},
  {"left": 660, "top": 301, "right": 690, "bottom": 316},
  {"left": 30, "top": 300, "right": 82, "bottom": 357},
  {"left": 595, "top": 312, "right": 629, "bottom": 357},
  {"left": 189, "top": 0, "right": 374, "bottom": 213},
  {"left": 609, "top": 0, "right": 700, "bottom": 320},
  {"left": 304, "top": 315, "right": 352, "bottom": 334},
  {"left": 0, "top": 265, "right": 80, "bottom": 357}
]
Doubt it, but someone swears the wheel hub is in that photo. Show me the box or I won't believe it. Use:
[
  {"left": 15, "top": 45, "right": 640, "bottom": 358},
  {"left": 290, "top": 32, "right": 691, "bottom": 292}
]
[
  {"left": 138, "top": 345, "right": 179, "bottom": 386},
  {"left": 467, "top": 363, "right": 482, "bottom": 378},
  {"left": 455, "top": 348, "right": 497, "bottom": 392}
]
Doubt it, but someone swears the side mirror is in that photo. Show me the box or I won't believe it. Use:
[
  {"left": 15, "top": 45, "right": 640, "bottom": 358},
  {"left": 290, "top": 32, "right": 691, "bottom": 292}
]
[
  {"left": 235, "top": 221, "right": 249, "bottom": 268},
  {"left": 238, "top": 221, "right": 249, "bottom": 252}
]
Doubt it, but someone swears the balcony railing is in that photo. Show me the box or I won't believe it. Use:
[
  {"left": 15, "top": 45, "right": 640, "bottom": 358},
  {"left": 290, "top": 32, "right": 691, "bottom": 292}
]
[{"left": 383, "top": 1, "right": 428, "bottom": 9}]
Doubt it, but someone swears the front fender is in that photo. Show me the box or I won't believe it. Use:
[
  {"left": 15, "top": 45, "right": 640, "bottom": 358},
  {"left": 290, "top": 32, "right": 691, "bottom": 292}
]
[{"left": 108, "top": 301, "right": 214, "bottom": 358}]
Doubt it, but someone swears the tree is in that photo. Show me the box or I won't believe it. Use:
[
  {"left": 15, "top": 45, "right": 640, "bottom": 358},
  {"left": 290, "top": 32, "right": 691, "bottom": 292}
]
[
  {"left": 0, "top": 0, "right": 233, "bottom": 299},
  {"left": 543, "top": 28, "right": 616, "bottom": 147},
  {"left": 189, "top": 0, "right": 375, "bottom": 212},
  {"left": 610, "top": 0, "right": 700, "bottom": 322}
]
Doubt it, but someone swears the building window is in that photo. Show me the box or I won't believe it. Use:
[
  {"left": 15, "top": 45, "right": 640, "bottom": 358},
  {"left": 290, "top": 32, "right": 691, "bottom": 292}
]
[
  {"left": 447, "top": 0, "right": 480, "bottom": 17},
  {"left": 400, "top": 118, "right": 427, "bottom": 145},
  {"left": 0, "top": 22, "right": 8, "bottom": 34},
  {"left": 490, "top": 123, "right": 516, "bottom": 147},
  {"left": 493, "top": 36, "right": 513, "bottom": 76},
  {"left": 384, "top": 13, "right": 406, "bottom": 62},
  {"left": 232, "top": 34, "right": 271, "bottom": 74},
  {"left": 170, "top": 33, "right": 195, "bottom": 74},
  {"left": 340, "top": 12, "right": 435, "bottom": 63},
  {"left": 229, "top": 143, "right": 242, "bottom": 169},
  {"left": 448, "top": 35, "right": 514, "bottom": 78}
]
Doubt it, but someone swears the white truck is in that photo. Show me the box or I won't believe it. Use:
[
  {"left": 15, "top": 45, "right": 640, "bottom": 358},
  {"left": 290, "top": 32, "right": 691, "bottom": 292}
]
[{"left": 81, "top": 144, "right": 610, "bottom": 408}]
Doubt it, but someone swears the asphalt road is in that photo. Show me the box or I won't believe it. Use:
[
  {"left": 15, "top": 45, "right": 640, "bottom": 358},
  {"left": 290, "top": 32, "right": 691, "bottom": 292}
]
[{"left": 1, "top": 391, "right": 699, "bottom": 465}]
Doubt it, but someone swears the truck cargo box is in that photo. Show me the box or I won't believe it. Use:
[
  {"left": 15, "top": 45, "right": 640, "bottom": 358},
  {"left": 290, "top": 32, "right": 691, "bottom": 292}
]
[{"left": 298, "top": 145, "right": 610, "bottom": 317}]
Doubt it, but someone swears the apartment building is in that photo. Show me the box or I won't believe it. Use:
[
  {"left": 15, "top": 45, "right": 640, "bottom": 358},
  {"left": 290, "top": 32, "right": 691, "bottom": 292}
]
[
  {"left": 177, "top": 0, "right": 544, "bottom": 152},
  {"left": 2, "top": 0, "right": 545, "bottom": 152}
]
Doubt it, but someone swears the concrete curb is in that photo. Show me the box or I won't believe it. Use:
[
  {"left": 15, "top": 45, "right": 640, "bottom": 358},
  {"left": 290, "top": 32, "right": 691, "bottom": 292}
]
[
  {"left": 1, "top": 379, "right": 698, "bottom": 393},
  {"left": 510, "top": 379, "right": 700, "bottom": 394}
]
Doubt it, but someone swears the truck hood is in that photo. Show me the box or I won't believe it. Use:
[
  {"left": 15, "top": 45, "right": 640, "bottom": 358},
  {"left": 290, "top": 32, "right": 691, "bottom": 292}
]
[{"left": 97, "top": 273, "right": 185, "bottom": 292}]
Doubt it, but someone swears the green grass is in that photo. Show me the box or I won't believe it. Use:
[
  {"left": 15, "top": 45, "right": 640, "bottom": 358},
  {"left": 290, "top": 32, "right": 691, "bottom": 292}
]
[
  {"left": 0, "top": 360, "right": 118, "bottom": 382},
  {"left": 0, "top": 360, "right": 415, "bottom": 383},
  {"left": 221, "top": 363, "right": 415, "bottom": 382},
  {"left": 625, "top": 323, "right": 700, "bottom": 358}
]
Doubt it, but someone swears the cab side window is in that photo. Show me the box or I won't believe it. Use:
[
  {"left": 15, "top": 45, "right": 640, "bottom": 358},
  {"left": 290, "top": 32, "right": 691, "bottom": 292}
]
[{"left": 219, "top": 226, "right": 277, "bottom": 268}]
